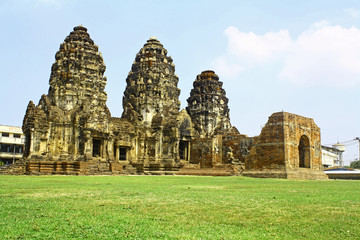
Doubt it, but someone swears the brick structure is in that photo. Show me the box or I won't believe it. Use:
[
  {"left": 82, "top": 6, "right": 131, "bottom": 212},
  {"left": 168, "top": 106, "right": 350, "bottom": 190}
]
[{"left": 243, "top": 112, "right": 327, "bottom": 179}]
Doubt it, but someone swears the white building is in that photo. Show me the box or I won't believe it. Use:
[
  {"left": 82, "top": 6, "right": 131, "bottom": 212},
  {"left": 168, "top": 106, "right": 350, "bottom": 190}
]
[
  {"left": 321, "top": 144, "right": 345, "bottom": 168},
  {"left": 0, "top": 125, "right": 25, "bottom": 165}
]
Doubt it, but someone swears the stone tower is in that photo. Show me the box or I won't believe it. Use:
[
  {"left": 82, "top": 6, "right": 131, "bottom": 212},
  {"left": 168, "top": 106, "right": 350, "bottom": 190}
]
[
  {"left": 122, "top": 37, "right": 181, "bottom": 126},
  {"left": 186, "top": 70, "right": 231, "bottom": 137},
  {"left": 48, "top": 25, "right": 108, "bottom": 113},
  {"left": 121, "top": 37, "right": 191, "bottom": 170},
  {"left": 22, "top": 26, "right": 112, "bottom": 162}
]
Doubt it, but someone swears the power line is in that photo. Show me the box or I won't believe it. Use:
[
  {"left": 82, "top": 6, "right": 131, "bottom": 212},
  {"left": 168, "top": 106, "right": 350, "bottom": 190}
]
[{"left": 323, "top": 138, "right": 359, "bottom": 146}]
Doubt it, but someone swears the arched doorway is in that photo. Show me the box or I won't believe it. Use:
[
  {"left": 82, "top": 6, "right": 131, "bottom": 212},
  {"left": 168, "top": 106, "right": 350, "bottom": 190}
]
[{"left": 299, "top": 135, "right": 310, "bottom": 168}]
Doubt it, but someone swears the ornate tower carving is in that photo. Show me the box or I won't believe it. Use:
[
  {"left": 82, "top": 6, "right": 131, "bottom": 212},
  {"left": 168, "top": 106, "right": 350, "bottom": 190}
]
[
  {"left": 122, "top": 37, "right": 181, "bottom": 126},
  {"left": 47, "top": 26, "right": 107, "bottom": 112},
  {"left": 22, "top": 26, "right": 111, "bottom": 162},
  {"left": 186, "top": 70, "right": 231, "bottom": 137}
]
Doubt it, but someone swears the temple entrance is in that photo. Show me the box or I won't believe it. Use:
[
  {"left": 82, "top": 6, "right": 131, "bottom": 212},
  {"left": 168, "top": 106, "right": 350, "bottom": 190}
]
[
  {"left": 119, "top": 147, "right": 127, "bottom": 161},
  {"left": 299, "top": 135, "right": 310, "bottom": 168},
  {"left": 179, "top": 140, "right": 189, "bottom": 161},
  {"left": 92, "top": 139, "right": 102, "bottom": 157}
]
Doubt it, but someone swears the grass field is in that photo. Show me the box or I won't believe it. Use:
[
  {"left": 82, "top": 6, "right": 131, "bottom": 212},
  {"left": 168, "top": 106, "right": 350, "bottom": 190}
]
[{"left": 0, "top": 175, "right": 359, "bottom": 239}]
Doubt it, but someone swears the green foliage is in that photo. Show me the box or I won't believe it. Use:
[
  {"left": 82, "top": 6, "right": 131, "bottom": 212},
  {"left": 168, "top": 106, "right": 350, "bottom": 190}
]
[
  {"left": 0, "top": 175, "right": 359, "bottom": 239},
  {"left": 350, "top": 160, "right": 360, "bottom": 169}
]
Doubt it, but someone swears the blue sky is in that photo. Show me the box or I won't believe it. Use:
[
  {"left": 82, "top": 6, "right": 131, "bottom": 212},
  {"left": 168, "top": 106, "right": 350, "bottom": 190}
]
[{"left": 1, "top": 0, "right": 360, "bottom": 164}]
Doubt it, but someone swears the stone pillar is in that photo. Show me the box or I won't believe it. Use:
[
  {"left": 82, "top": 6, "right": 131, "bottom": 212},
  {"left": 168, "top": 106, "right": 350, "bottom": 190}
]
[
  {"left": 108, "top": 137, "right": 114, "bottom": 161},
  {"left": 115, "top": 144, "right": 119, "bottom": 161},
  {"left": 84, "top": 130, "right": 92, "bottom": 160},
  {"left": 113, "top": 140, "right": 119, "bottom": 162},
  {"left": 74, "top": 128, "right": 79, "bottom": 156}
]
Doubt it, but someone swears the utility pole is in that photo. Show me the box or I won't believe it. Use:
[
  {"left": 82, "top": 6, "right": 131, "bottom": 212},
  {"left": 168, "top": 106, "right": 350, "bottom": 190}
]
[
  {"left": 356, "top": 137, "right": 360, "bottom": 162},
  {"left": 12, "top": 144, "right": 15, "bottom": 164}
]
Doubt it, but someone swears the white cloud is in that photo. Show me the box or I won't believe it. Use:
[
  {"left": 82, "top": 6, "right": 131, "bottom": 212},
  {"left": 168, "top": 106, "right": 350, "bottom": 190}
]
[
  {"left": 224, "top": 26, "right": 292, "bottom": 63},
  {"left": 344, "top": 8, "right": 360, "bottom": 18},
  {"left": 214, "top": 22, "right": 360, "bottom": 87},
  {"left": 213, "top": 26, "right": 291, "bottom": 78},
  {"left": 280, "top": 22, "right": 360, "bottom": 87}
]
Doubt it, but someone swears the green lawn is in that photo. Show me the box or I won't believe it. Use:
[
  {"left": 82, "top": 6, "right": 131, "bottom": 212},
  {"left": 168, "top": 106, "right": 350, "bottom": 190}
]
[{"left": 0, "top": 175, "right": 359, "bottom": 239}]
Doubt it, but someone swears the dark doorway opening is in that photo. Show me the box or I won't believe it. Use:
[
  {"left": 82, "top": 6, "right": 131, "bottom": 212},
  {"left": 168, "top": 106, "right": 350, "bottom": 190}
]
[
  {"left": 119, "top": 147, "right": 127, "bottom": 161},
  {"left": 299, "top": 135, "right": 310, "bottom": 168},
  {"left": 92, "top": 139, "right": 102, "bottom": 157},
  {"left": 179, "top": 141, "right": 189, "bottom": 160}
]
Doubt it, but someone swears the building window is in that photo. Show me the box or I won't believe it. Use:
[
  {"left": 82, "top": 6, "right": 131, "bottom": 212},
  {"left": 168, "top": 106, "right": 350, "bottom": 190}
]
[
  {"left": 2, "top": 132, "right": 9, "bottom": 137},
  {"left": 119, "top": 147, "right": 127, "bottom": 161},
  {"left": 0, "top": 144, "right": 12, "bottom": 153},
  {"left": 13, "top": 134, "right": 21, "bottom": 138},
  {"left": 15, "top": 145, "right": 23, "bottom": 153}
]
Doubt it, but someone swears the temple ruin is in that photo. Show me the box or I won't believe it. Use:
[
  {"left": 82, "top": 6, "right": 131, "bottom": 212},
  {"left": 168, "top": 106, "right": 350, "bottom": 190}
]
[{"left": 2, "top": 26, "right": 327, "bottom": 179}]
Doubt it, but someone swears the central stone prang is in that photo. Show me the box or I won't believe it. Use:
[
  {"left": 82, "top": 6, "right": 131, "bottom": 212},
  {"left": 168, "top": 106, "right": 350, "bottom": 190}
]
[{"left": 122, "top": 37, "right": 181, "bottom": 127}]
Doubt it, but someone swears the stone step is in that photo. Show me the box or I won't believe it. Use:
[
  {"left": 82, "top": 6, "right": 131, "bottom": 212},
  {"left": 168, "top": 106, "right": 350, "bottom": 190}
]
[
  {"left": 177, "top": 167, "right": 235, "bottom": 176},
  {"left": 143, "top": 170, "right": 179, "bottom": 175}
]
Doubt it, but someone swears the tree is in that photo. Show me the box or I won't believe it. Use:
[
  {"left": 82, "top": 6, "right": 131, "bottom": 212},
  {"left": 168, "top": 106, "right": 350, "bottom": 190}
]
[{"left": 350, "top": 160, "right": 360, "bottom": 169}]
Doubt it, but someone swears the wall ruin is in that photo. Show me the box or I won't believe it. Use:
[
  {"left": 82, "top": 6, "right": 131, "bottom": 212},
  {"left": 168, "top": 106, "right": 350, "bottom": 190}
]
[{"left": 244, "top": 112, "right": 327, "bottom": 179}]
